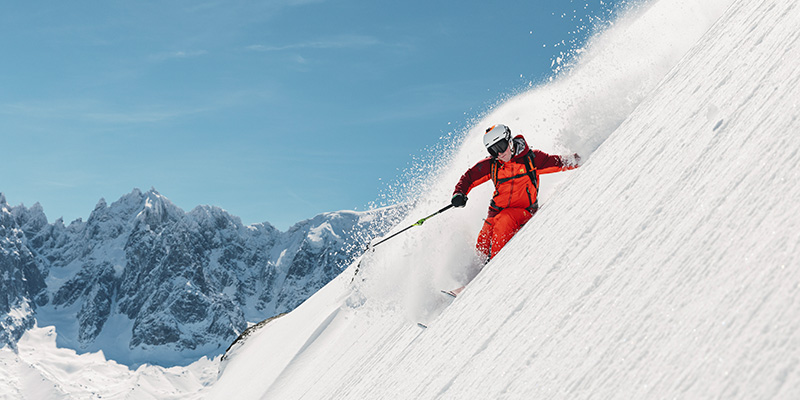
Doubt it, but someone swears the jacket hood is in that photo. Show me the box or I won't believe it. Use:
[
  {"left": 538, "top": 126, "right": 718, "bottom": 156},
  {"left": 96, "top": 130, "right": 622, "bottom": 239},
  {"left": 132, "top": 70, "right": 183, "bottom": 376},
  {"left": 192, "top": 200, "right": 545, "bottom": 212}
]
[{"left": 508, "top": 135, "right": 530, "bottom": 162}]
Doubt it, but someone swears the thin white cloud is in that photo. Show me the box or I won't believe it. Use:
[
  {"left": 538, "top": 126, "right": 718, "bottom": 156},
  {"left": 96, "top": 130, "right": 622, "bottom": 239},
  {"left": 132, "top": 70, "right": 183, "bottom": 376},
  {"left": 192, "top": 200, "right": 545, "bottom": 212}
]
[
  {"left": 83, "top": 109, "right": 201, "bottom": 124},
  {"left": 246, "top": 34, "right": 380, "bottom": 52},
  {"left": 148, "top": 50, "right": 209, "bottom": 62},
  {"left": 0, "top": 100, "right": 211, "bottom": 125},
  {"left": 283, "top": 0, "right": 328, "bottom": 5}
]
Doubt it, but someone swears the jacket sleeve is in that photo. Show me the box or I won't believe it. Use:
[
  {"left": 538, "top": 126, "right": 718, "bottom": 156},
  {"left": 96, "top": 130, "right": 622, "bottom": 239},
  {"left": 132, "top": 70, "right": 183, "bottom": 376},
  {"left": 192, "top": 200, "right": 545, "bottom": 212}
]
[
  {"left": 454, "top": 158, "right": 493, "bottom": 195},
  {"left": 533, "top": 150, "right": 581, "bottom": 174}
]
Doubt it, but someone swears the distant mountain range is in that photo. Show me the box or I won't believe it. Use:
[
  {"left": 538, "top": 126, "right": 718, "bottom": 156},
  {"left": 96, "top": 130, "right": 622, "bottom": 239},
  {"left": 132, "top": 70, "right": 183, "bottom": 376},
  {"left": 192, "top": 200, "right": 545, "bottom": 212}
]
[{"left": 0, "top": 188, "right": 405, "bottom": 366}]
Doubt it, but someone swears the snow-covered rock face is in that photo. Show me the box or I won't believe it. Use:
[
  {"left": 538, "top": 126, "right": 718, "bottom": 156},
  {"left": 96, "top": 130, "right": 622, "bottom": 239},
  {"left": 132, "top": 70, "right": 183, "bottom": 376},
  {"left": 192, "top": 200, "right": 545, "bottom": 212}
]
[
  {"left": 0, "top": 188, "right": 404, "bottom": 366},
  {"left": 0, "top": 197, "right": 47, "bottom": 346}
]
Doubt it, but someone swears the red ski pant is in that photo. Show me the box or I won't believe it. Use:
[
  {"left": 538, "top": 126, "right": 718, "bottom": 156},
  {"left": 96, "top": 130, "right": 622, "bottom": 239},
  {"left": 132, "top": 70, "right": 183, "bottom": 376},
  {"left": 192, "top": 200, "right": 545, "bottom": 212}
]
[{"left": 476, "top": 208, "right": 533, "bottom": 259}]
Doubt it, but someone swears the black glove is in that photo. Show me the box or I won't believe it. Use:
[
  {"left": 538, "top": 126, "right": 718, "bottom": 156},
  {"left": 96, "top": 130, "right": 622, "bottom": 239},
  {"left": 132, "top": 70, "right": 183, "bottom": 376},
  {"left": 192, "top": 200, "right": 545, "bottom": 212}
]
[{"left": 451, "top": 193, "right": 468, "bottom": 208}]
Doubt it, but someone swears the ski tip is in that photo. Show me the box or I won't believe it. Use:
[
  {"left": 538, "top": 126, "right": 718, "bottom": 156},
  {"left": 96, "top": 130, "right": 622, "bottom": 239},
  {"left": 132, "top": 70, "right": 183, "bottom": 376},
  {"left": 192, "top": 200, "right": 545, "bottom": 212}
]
[
  {"left": 440, "top": 290, "right": 457, "bottom": 298},
  {"left": 417, "top": 322, "right": 428, "bottom": 329}
]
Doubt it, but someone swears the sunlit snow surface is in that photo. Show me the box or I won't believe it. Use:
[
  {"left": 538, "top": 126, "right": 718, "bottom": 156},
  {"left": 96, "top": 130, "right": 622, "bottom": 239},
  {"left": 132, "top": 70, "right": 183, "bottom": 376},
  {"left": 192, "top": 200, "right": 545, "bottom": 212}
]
[
  {"left": 0, "top": 325, "right": 217, "bottom": 399},
  {"left": 5, "top": 0, "right": 800, "bottom": 398},
  {"left": 213, "top": 0, "right": 800, "bottom": 399}
]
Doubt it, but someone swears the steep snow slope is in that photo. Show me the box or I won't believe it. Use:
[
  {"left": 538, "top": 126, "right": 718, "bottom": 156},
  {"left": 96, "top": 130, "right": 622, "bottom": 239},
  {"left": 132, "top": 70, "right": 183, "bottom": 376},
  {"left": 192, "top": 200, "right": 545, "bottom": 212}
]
[
  {"left": 205, "top": 0, "right": 800, "bottom": 399},
  {"left": 317, "top": 0, "right": 799, "bottom": 397}
]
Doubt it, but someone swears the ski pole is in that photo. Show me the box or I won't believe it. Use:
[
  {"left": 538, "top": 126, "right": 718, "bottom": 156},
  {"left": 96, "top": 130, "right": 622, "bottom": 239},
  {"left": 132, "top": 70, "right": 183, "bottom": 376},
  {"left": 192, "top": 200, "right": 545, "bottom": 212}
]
[
  {"left": 369, "top": 204, "right": 453, "bottom": 248},
  {"left": 350, "top": 204, "right": 454, "bottom": 282}
]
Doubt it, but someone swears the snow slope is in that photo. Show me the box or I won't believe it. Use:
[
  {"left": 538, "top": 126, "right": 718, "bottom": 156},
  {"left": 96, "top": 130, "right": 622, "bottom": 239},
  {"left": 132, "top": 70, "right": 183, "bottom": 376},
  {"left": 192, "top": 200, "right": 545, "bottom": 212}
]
[
  {"left": 208, "top": 0, "right": 800, "bottom": 398},
  {"left": 0, "top": 324, "right": 217, "bottom": 399},
  {"left": 4, "top": 0, "right": 799, "bottom": 397}
]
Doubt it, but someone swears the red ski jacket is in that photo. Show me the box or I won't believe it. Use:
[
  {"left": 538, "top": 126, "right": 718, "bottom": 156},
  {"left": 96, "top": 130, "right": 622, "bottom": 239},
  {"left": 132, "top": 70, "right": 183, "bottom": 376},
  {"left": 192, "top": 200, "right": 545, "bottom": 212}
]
[{"left": 453, "top": 135, "right": 579, "bottom": 218}]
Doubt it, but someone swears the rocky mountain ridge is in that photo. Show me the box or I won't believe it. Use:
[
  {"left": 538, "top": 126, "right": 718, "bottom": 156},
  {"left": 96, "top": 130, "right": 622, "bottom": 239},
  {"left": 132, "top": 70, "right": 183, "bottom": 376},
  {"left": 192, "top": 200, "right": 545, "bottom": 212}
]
[{"left": 0, "top": 188, "right": 403, "bottom": 366}]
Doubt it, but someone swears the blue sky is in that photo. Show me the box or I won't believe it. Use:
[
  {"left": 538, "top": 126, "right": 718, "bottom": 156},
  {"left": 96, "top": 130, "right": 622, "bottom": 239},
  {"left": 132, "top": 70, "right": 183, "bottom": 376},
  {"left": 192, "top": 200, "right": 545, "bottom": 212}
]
[{"left": 1, "top": 0, "right": 625, "bottom": 230}]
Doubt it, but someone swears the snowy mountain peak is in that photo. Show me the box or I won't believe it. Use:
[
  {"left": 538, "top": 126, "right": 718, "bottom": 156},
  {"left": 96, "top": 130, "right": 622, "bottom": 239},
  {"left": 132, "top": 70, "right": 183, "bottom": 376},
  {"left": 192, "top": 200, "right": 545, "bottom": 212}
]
[
  {"left": 29, "top": 201, "right": 45, "bottom": 215},
  {"left": 94, "top": 197, "right": 107, "bottom": 211},
  {"left": 13, "top": 202, "right": 49, "bottom": 233},
  {"left": 135, "top": 191, "right": 182, "bottom": 227},
  {"left": 188, "top": 204, "right": 244, "bottom": 229},
  {"left": 0, "top": 195, "right": 47, "bottom": 347},
  {"left": 2, "top": 187, "right": 405, "bottom": 367},
  {"left": 78, "top": 187, "right": 186, "bottom": 233}
]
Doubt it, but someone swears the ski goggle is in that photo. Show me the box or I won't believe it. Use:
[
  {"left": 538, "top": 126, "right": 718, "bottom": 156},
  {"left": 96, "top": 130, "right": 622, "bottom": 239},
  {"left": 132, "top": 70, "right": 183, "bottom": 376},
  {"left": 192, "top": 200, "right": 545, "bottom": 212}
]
[{"left": 488, "top": 138, "right": 510, "bottom": 157}]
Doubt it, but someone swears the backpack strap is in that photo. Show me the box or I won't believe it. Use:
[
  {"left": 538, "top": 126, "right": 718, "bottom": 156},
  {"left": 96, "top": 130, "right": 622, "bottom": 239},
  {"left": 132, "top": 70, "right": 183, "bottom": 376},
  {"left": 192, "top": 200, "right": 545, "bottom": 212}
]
[
  {"left": 523, "top": 152, "right": 539, "bottom": 213},
  {"left": 490, "top": 159, "right": 498, "bottom": 187},
  {"left": 522, "top": 152, "right": 538, "bottom": 191}
]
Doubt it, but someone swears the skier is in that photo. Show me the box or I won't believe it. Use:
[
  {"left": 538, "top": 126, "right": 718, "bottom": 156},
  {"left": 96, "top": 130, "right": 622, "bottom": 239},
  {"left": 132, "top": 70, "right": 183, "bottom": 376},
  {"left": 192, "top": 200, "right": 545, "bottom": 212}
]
[{"left": 451, "top": 124, "right": 580, "bottom": 267}]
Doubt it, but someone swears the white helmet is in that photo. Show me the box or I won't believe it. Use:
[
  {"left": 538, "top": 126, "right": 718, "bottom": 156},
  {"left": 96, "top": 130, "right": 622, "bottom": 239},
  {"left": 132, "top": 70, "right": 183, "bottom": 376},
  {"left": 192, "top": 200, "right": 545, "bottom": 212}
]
[{"left": 483, "top": 124, "right": 512, "bottom": 157}]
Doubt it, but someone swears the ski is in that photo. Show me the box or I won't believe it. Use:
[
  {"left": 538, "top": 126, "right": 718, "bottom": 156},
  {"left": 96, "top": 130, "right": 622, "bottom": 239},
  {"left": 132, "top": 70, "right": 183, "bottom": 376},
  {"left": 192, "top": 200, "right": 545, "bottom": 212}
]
[
  {"left": 441, "top": 290, "right": 458, "bottom": 298},
  {"left": 420, "top": 287, "right": 465, "bottom": 329}
]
